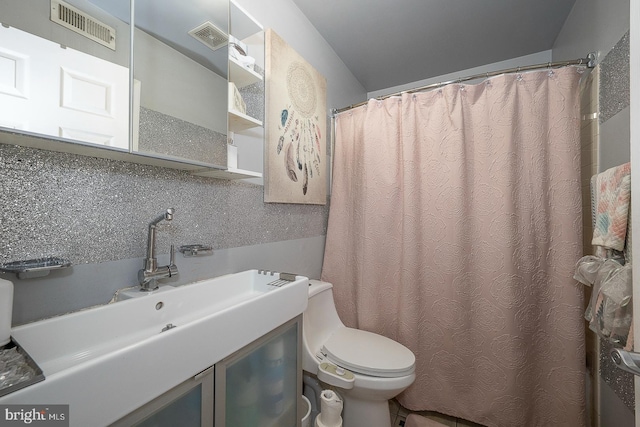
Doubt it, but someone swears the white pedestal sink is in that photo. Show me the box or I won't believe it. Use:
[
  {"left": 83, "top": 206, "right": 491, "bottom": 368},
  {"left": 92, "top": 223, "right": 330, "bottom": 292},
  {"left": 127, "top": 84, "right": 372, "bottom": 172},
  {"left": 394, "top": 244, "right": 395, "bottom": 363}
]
[{"left": 0, "top": 270, "right": 309, "bottom": 427}]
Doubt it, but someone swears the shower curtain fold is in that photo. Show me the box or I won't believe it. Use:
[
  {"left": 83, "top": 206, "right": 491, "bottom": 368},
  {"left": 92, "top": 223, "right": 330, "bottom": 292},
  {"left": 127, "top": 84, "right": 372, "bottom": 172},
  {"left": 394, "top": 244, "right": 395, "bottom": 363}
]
[{"left": 322, "top": 67, "right": 585, "bottom": 427}]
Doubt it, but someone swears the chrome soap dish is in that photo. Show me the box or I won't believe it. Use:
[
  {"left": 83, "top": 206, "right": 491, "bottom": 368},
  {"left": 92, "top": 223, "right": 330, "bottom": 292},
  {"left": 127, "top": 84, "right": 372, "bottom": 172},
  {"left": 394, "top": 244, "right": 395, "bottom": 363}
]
[
  {"left": 0, "top": 338, "right": 45, "bottom": 397},
  {"left": 0, "top": 257, "right": 72, "bottom": 279},
  {"left": 178, "top": 245, "right": 213, "bottom": 257}
]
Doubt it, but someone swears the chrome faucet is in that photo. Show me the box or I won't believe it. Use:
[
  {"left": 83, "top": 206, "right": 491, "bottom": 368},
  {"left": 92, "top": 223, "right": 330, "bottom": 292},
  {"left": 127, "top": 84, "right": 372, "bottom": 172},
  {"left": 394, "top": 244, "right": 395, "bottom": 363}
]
[{"left": 138, "top": 208, "right": 178, "bottom": 291}]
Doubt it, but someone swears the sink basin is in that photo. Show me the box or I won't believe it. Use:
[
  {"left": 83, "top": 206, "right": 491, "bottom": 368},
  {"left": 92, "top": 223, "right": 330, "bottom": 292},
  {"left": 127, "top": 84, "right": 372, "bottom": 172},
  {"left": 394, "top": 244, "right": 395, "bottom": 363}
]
[
  {"left": 1, "top": 270, "right": 309, "bottom": 426},
  {"left": 13, "top": 270, "right": 300, "bottom": 376}
]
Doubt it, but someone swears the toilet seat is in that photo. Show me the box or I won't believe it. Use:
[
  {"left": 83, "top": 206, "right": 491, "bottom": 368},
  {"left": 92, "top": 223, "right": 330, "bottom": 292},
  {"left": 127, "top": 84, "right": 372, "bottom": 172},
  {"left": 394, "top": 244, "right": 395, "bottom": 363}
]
[{"left": 320, "top": 327, "right": 415, "bottom": 378}]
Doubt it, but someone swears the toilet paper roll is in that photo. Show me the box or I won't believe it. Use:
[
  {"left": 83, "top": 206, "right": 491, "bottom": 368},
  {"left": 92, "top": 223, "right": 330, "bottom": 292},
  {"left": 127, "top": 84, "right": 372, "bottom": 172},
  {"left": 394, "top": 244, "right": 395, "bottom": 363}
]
[
  {"left": 0, "top": 278, "right": 14, "bottom": 347},
  {"left": 315, "top": 390, "right": 343, "bottom": 427},
  {"left": 265, "top": 337, "right": 284, "bottom": 361}
]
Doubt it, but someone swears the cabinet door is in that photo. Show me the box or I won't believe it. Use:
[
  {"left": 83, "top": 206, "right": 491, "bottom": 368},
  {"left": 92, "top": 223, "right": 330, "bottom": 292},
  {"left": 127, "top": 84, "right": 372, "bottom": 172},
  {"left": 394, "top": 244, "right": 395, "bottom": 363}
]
[
  {"left": 215, "top": 316, "right": 302, "bottom": 427},
  {"left": 0, "top": 25, "right": 129, "bottom": 149},
  {"left": 110, "top": 366, "right": 214, "bottom": 427}
]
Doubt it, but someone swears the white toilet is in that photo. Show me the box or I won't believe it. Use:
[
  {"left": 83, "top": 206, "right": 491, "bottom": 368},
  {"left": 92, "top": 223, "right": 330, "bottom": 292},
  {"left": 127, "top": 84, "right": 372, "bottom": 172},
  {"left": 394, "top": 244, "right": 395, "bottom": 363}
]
[{"left": 303, "top": 280, "right": 416, "bottom": 427}]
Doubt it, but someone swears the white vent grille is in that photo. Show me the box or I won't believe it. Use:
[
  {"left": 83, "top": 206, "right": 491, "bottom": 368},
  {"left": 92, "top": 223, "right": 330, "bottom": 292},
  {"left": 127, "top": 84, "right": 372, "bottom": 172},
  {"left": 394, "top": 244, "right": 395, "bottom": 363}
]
[
  {"left": 50, "top": 0, "right": 116, "bottom": 50},
  {"left": 188, "top": 21, "right": 228, "bottom": 51}
]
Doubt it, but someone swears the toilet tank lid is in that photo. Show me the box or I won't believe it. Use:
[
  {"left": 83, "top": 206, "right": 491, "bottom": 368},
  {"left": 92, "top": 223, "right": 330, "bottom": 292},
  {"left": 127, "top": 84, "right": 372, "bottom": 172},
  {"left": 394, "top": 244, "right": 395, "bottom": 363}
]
[{"left": 308, "top": 279, "right": 333, "bottom": 297}]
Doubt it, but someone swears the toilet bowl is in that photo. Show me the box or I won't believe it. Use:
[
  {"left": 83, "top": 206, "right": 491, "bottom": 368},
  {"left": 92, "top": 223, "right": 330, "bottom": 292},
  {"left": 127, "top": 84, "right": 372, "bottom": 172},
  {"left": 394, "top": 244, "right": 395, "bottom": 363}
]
[{"left": 303, "top": 280, "right": 415, "bottom": 427}]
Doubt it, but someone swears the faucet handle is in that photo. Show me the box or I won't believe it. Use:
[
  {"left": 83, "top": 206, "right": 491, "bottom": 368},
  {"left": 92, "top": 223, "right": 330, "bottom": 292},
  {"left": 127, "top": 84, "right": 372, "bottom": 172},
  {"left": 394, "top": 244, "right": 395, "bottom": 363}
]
[{"left": 168, "top": 245, "right": 179, "bottom": 278}]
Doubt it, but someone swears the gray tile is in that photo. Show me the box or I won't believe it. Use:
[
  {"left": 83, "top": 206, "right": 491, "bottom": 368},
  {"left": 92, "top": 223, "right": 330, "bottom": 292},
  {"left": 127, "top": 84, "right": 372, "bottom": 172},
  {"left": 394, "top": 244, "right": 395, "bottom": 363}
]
[
  {"left": 599, "top": 31, "right": 630, "bottom": 123},
  {"left": 0, "top": 144, "right": 330, "bottom": 266},
  {"left": 398, "top": 406, "right": 411, "bottom": 417},
  {"left": 598, "top": 106, "right": 630, "bottom": 172},
  {"left": 138, "top": 107, "right": 227, "bottom": 166},
  {"left": 419, "top": 412, "right": 456, "bottom": 427},
  {"left": 456, "top": 417, "right": 487, "bottom": 427},
  {"left": 389, "top": 399, "right": 400, "bottom": 417},
  {"left": 599, "top": 338, "right": 635, "bottom": 411},
  {"left": 394, "top": 415, "right": 406, "bottom": 427}
]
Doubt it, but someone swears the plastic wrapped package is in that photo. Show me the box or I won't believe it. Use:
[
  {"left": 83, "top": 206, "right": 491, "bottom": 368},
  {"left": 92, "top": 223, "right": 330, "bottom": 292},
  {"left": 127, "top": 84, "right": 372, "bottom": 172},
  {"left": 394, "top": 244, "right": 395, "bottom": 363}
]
[{"left": 574, "top": 256, "right": 633, "bottom": 348}]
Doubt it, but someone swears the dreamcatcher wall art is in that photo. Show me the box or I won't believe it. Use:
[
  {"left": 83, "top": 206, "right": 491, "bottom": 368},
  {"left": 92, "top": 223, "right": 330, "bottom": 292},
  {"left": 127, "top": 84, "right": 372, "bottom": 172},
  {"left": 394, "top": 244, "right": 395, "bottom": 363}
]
[{"left": 265, "top": 29, "right": 327, "bottom": 205}]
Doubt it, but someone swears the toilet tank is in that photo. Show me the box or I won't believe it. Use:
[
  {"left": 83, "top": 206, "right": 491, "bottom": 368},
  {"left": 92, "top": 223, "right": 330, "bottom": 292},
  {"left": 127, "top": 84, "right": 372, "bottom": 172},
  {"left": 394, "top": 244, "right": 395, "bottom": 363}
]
[{"left": 302, "top": 280, "right": 345, "bottom": 374}]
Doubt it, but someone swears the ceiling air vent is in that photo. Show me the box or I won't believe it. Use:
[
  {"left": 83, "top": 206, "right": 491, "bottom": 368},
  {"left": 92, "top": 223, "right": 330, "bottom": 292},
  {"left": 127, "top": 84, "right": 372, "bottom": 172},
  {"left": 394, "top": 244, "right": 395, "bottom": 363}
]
[
  {"left": 50, "top": 0, "right": 116, "bottom": 50},
  {"left": 188, "top": 21, "right": 228, "bottom": 51}
]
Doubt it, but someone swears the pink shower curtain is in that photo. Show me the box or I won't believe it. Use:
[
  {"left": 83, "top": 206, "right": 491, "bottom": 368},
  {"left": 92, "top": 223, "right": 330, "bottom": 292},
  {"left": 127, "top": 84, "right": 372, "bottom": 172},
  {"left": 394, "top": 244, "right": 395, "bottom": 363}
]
[{"left": 322, "top": 67, "right": 585, "bottom": 426}]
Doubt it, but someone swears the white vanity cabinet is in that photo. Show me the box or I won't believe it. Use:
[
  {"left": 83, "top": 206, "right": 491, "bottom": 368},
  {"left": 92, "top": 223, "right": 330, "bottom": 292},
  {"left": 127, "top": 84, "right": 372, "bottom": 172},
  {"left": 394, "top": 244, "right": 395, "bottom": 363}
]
[
  {"left": 110, "top": 316, "right": 302, "bottom": 427},
  {"left": 0, "top": 271, "right": 309, "bottom": 427}
]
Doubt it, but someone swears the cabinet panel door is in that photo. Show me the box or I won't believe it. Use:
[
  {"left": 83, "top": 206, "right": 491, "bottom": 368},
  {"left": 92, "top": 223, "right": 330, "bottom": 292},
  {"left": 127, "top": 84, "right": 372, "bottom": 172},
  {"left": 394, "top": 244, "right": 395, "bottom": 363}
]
[
  {"left": 216, "top": 316, "right": 302, "bottom": 427},
  {"left": 110, "top": 366, "right": 214, "bottom": 427},
  {"left": 0, "top": 26, "right": 129, "bottom": 148}
]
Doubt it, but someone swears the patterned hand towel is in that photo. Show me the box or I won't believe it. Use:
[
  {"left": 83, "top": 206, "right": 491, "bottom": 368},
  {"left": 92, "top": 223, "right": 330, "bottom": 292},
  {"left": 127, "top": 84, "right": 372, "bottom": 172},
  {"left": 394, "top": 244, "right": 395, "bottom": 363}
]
[{"left": 592, "top": 162, "right": 631, "bottom": 251}]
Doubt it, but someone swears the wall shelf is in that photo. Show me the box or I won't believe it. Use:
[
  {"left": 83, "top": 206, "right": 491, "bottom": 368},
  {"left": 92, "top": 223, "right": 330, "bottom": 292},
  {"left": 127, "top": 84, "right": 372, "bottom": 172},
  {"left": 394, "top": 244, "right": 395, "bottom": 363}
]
[
  {"left": 192, "top": 167, "right": 262, "bottom": 180},
  {"left": 229, "top": 109, "right": 262, "bottom": 132},
  {"left": 220, "top": 1, "right": 265, "bottom": 182},
  {"left": 229, "top": 57, "right": 262, "bottom": 88}
]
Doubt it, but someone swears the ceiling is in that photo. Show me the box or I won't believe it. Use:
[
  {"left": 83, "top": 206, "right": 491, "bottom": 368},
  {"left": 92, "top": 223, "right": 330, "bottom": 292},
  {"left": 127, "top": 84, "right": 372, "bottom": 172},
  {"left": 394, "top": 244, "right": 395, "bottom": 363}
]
[
  {"left": 88, "top": 0, "right": 230, "bottom": 76},
  {"left": 291, "top": 0, "right": 578, "bottom": 92}
]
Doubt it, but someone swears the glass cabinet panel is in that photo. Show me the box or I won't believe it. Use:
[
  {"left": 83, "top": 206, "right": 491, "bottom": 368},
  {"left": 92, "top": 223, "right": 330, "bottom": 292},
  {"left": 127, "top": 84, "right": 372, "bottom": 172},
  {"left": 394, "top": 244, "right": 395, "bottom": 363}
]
[
  {"left": 0, "top": 0, "right": 131, "bottom": 150},
  {"left": 132, "top": 0, "right": 229, "bottom": 167},
  {"left": 135, "top": 386, "right": 202, "bottom": 427},
  {"left": 110, "top": 366, "right": 214, "bottom": 427},
  {"left": 216, "top": 316, "right": 302, "bottom": 427}
]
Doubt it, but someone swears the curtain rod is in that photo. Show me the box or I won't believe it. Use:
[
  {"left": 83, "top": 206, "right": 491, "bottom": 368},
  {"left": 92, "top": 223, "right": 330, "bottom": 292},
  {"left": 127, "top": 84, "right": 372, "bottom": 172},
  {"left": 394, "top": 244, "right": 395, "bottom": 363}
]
[{"left": 332, "top": 53, "right": 596, "bottom": 115}]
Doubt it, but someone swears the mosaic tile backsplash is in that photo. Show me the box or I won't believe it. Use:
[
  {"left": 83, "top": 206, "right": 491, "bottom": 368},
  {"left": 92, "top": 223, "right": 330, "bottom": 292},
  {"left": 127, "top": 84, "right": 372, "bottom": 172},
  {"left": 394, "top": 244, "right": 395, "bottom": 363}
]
[
  {"left": 137, "top": 107, "right": 228, "bottom": 166},
  {"left": 240, "top": 65, "right": 265, "bottom": 123},
  {"left": 599, "top": 31, "right": 630, "bottom": 123},
  {"left": 0, "top": 144, "right": 329, "bottom": 266},
  {"left": 596, "top": 30, "right": 633, "bottom": 413},
  {"left": 600, "top": 338, "right": 634, "bottom": 410}
]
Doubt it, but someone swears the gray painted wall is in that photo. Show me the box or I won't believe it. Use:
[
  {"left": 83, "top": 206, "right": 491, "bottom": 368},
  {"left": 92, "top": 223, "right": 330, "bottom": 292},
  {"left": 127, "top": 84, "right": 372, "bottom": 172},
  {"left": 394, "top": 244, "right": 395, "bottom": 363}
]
[
  {"left": 367, "top": 50, "right": 552, "bottom": 100},
  {"left": 553, "top": 0, "right": 632, "bottom": 425},
  {"left": 0, "top": 0, "right": 366, "bottom": 326},
  {"left": 236, "top": 0, "right": 366, "bottom": 112}
]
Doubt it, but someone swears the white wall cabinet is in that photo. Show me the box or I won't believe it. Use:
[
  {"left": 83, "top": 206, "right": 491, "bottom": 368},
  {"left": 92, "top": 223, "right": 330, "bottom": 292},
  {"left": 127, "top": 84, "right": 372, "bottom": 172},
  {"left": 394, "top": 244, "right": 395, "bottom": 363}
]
[
  {"left": 194, "top": 0, "right": 265, "bottom": 180},
  {"left": 0, "top": 0, "right": 271, "bottom": 179}
]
